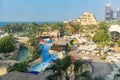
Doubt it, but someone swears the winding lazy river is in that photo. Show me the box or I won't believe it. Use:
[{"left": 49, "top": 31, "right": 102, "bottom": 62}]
[{"left": 28, "top": 39, "right": 58, "bottom": 73}]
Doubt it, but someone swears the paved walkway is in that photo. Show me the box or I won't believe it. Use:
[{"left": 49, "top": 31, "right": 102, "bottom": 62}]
[
  {"left": 70, "top": 52, "right": 113, "bottom": 78},
  {"left": 91, "top": 62, "right": 113, "bottom": 78}
]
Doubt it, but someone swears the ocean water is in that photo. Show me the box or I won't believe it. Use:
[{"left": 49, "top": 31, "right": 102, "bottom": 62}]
[{"left": 0, "top": 22, "right": 58, "bottom": 28}]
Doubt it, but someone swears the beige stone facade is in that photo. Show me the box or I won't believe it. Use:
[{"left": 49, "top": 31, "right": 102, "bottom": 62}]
[{"left": 73, "top": 12, "right": 98, "bottom": 26}]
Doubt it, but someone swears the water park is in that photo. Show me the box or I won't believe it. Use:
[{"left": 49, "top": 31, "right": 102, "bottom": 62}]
[
  {"left": 28, "top": 38, "right": 58, "bottom": 73},
  {"left": 1, "top": 21, "right": 120, "bottom": 80}
]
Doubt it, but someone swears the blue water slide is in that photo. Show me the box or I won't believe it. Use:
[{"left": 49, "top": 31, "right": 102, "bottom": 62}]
[{"left": 28, "top": 40, "right": 58, "bottom": 73}]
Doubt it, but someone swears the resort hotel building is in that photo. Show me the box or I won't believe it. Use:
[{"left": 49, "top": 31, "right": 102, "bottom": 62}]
[{"left": 65, "top": 12, "right": 98, "bottom": 26}]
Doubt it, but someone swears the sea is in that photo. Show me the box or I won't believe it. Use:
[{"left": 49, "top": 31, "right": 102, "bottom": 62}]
[{"left": 0, "top": 22, "right": 59, "bottom": 28}]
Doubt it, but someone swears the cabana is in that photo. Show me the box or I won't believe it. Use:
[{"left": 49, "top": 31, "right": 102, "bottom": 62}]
[
  {"left": 50, "top": 39, "right": 67, "bottom": 52},
  {"left": 109, "top": 25, "right": 120, "bottom": 41},
  {"left": 109, "top": 25, "right": 120, "bottom": 33}
]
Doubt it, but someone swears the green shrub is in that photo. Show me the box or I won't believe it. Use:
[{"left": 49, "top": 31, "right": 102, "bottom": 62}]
[
  {"left": 100, "top": 57, "right": 106, "bottom": 60},
  {"left": 117, "top": 39, "right": 120, "bottom": 47},
  {"left": 7, "top": 62, "right": 29, "bottom": 72},
  {"left": 93, "top": 30, "right": 109, "bottom": 43},
  {"left": 0, "top": 36, "right": 15, "bottom": 53}
]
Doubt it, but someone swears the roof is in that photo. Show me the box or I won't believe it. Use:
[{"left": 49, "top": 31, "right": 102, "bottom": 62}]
[
  {"left": 53, "top": 39, "right": 67, "bottom": 46},
  {"left": 53, "top": 41, "right": 67, "bottom": 46},
  {"left": 109, "top": 25, "right": 120, "bottom": 33}
]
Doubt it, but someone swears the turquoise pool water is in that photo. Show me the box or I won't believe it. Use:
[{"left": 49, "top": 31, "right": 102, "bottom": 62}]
[{"left": 28, "top": 39, "right": 58, "bottom": 72}]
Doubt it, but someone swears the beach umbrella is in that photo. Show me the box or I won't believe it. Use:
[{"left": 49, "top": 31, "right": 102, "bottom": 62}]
[{"left": 70, "top": 40, "right": 77, "bottom": 45}]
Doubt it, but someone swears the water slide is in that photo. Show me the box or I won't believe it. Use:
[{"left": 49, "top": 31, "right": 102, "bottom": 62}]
[
  {"left": 16, "top": 45, "right": 28, "bottom": 61},
  {"left": 28, "top": 39, "right": 58, "bottom": 73}
]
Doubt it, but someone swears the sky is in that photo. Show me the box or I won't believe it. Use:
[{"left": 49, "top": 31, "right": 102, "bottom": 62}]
[{"left": 0, "top": 0, "right": 120, "bottom": 22}]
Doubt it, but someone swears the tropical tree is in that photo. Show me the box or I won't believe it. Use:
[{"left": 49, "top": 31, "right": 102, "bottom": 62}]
[
  {"left": 62, "top": 56, "right": 73, "bottom": 80},
  {"left": 7, "top": 61, "right": 29, "bottom": 72},
  {"left": 70, "top": 24, "right": 80, "bottom": 32},
  {"left": 28, "top": 36, "right": 40, "bottom": 61},
  {"left": 107, "top": 38, "right": 114, "bottom": 46},
  {"left": 0, "top": 36, "right": 15, "bottom": 53},
  {"left": 99, "top": 22, "right": 108, "bottom": 31},
  {"left": 45, "top": 56, "right": 72, "bottom": 80},
  {"left": 45, "top": 56, "right": 90, "bottom": 80},
  {"left": 77, "top": 70, "right": 92, "bottom": 80},
  {"left": 21, "top": 23, "right": 29, "bottom": 32},
  {"left": 52, "top": 23, "right": 64, "bottom": 30},
  {"left": 28, "top": 36, "right": 38, "bottom": 47},
  {"left": 74, "top": 60, "right": 90, "bottom": 80},
  {"left": 45, "top": 58, "right": 64, "bottom": 80},
  {"left": 60, "top": 28, "right": 66, "bottom": 37},
  {"left": 93, "top": 30, "right": 109, "bottom": 43}
]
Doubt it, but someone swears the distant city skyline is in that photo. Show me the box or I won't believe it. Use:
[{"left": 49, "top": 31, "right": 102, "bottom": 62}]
[
  {"left": 105, "top": 0, "right": 120, "bottom": 20},
  {"left": 0, "top": 0, "right": 120, "bottom": 21}
]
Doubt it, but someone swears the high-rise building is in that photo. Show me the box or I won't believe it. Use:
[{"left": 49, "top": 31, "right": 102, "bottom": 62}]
[
  {"left": 112, "top": 10, "right": 117, "bottom": 19},
  {"left": 104, "top": 0, "right": 120, "bottom": 20},
  {"left": 105, "top": 2, "right": 113, "bottom": 20},
  {"left": 116, "top": 8, "right": 120, "bottom": 19}
]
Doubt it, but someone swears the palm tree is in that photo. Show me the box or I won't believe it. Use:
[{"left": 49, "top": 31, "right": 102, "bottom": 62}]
[
  {"left": 93, "top": 76, "right": 105, "bottom": 80},
  {"left": 45, "top": 56, "right": 72, "bottom": 80},
  {"left": 45, "top": 58, "right": 64, "bottom": 80},
  {"left": 28, "top": 36, "right": 40, "bottom": 61},
  {"left": 21, "top": 23, "right": 28, "bottom": 32},
  {"left": 45, "top": 56, "right": 91, "bottom": 80},
  {"left": 28, "top": 36, "right": 38, "bottom": 47},
  {"left": 78, "top": 70, "right": 92, "bottom": 80},
  {"left": 62, "top": 56, "right": 72, "bottom": 80},
  {"left": 73, "top": 60, "right": 91, "bottom": 80}
]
